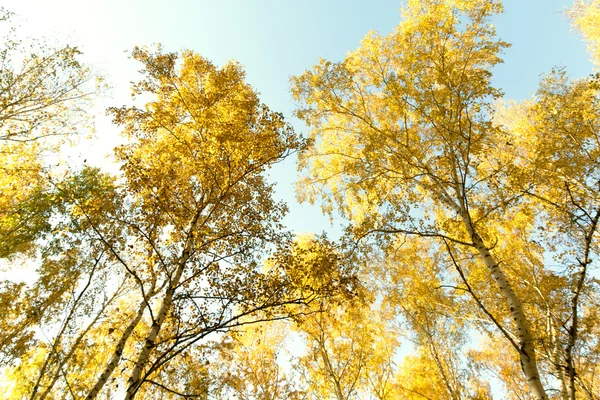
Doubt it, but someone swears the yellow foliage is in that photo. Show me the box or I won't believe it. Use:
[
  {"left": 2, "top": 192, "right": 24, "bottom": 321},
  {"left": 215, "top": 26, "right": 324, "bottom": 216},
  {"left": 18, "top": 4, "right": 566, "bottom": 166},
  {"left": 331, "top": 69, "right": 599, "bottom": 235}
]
[{"left": 569, "top": 0, "right": 600, "bottom": 66}]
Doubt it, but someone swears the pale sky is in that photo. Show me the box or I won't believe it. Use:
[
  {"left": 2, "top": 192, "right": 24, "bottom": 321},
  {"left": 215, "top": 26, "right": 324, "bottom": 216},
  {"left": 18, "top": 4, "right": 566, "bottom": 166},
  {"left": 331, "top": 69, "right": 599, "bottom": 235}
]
[
  {"left": 1, "top": 2, "right": 596, "bottom": 396},
  {"left": 3, "top": 0, "right": 594, "bottom": 235}
]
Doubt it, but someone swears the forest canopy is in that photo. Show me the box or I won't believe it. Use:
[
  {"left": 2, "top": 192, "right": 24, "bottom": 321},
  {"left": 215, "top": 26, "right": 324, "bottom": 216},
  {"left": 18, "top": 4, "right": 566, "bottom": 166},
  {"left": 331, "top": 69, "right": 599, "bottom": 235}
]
[{"left": 0, "top": 1, "right": 599, "bottom": 399}]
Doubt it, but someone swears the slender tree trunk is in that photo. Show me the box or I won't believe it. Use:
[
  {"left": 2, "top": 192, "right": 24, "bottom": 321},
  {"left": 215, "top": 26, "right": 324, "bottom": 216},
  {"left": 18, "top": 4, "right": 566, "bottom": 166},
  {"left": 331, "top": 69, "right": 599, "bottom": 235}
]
[
  {"left": 123, "top": 212, "right": 199, "bottom": 400},
  {"left": 565, "top": 260, "right": 582, "bottom": 400},
  {"left": 427, "top": 341, "right": 459, "bottom": 400},
  {"left": 313, "top": 314, "right": 345, "bottom": 400},
  {"left": 30, "top": 259, "right": 102, "bottom": 400},
  {"left": 565, "top": 208, "right": 599, "bottom": 400},
  {"left": 123, "top": 262, "right": 185, "bottom": 400},
  {"left": 85, "top": 297, "right": 147, "bottom": 400},
  {"left": 39, "top": 302, "right": 112, "bottom": 400},
  {"left": 426, "top": 179, "right": 548, "bottom": 398},
  {"left": 466, "top": 225, "right": 548, "bottom": 400},
  {"left": 549, "top": 312, "right": 568, "bottom": 400}
]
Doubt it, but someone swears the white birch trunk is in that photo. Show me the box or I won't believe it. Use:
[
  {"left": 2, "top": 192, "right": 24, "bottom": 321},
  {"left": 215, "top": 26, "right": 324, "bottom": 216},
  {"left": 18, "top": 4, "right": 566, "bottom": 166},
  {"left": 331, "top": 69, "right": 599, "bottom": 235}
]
[
  {"left": 85, "top": 298, "right": 147, "bottom": 400},
  {"left": 123, "top": 262, "right": 186, "bottom": 400},
  {"left": 123, "top": 212, "right": 200, "bottom": 399},
  {"left": 425, "top": 179, "right": 548, "bottom": 398},
  {"left": 564, "top": 209, "right": 598, "bottom": 400},
  {"left": 466, "top": 223, "right": 548, "bottom": 400}
]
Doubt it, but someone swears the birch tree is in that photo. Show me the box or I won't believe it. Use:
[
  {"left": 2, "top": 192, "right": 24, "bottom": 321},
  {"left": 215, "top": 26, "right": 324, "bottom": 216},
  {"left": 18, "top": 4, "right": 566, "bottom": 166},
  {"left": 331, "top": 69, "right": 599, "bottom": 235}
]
[
  {"left": 375, "top": 236, "right": 491, "bottom": 400},
  {"left": 210, "top": 320, "right": 303, "bottom": 400},
  {"left": 1, "top": 46, "right": 352, "bottom": 399},
  {"left": 81, "top": 47, "right": 347, "bottom": 399},
  {"left": 569, "top": 0, "right": 600, "bottom": 66},
  {"left": 292, "top": 0, "right": 549, "bottom": 397},
  {"left": 0, "top": 7, "right": 98, "bottom": 258},
  {"left": 492, "top": 68, "right": 600, "bottom": 399}
]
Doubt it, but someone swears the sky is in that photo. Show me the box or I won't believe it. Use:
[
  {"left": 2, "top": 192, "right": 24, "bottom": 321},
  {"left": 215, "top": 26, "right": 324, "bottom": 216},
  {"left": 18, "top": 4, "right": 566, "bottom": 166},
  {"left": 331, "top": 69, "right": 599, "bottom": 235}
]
[
  {"left": 2, "top": 0, "right": 595, "bottom": 237},
  {"left": 1, "top": 1, "right": 596, "bottom": 396}
]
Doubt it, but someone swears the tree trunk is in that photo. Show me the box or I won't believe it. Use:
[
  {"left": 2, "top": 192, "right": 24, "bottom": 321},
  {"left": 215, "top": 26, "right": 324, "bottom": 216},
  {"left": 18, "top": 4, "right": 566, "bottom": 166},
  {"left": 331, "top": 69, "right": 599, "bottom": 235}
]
[
  {"left": 85, "top": 297, "right": 147, "bottom": 400},
  {"left": 123, "top": 213, "right": 199, "bottom": 399},
  {"left": 427, "top": 181, "right": 548, "bottom": 398},
  {"left": 123, "top": 262, "right": 185, "bottom": 400},
  {"left": 466, "top": 225, "right": 548, "bottom": 400},
  {"left": 549, "top": 311, "right": 568, "bottom": 400},
  {"left": 565, "top": 208, "right": 599, "bottom": 400}
]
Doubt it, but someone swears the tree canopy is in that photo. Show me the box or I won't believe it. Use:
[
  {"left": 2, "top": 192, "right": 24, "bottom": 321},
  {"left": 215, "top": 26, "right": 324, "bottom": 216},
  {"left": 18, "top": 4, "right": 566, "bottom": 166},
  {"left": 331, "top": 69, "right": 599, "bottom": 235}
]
[{"left": 1, "top": 1, "right": 599, "bottom": 399}]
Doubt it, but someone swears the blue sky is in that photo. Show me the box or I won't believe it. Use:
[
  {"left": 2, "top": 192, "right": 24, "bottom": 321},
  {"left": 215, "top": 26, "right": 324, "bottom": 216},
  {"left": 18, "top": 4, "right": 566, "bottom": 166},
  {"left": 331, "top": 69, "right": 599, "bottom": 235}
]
[{"left": 4, "top": 0, "right": 594, "bottom": 235}]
